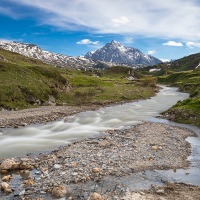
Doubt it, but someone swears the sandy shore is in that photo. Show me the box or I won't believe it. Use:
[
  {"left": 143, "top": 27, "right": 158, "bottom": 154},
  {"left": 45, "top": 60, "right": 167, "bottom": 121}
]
[{"left": 0, "top": 116, "right": 197, "bottom": 199}]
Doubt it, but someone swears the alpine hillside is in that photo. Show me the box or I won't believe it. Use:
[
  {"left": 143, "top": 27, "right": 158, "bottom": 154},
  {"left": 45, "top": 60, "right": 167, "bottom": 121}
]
[{"left": 85, "top": 40, "right": 162, "bottom": 66}]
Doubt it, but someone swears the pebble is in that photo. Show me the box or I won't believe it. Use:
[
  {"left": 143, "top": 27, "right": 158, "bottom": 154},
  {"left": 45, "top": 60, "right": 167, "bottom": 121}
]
[
  {"left": 92, "top": 167, "right": 100, "bottom": 173},
  {"left": 0, "top": 122, "right": 195, "bottom": 199},
  {"left": 2, "top": 175, "right": 12, "bottom": 181},
  {"left": 19, "top": 190, "right": 25, "bottom": 196},
  {"left": 158, "top": 197, "right": 167, "bottom": 200},
  {"left": 1, "top": 182, "right": 12, "bottom": 193},
  {"left": 0, "top": 159, "right": 16, "bottom": 170},
  {"left": 151, "top": 146, "right": 158, "bottom": 150},
  {"left": 54, "top": 164, "right": 62, "bottom": 169},
  {"left": 51, "top": 185, "right": 68, "bottom": 198},
  {"left": 88, "top": 192, "right": 104, "bottom": 200},
  {"left": 156, "top": 189, "right": 165, "bottom": 195}
]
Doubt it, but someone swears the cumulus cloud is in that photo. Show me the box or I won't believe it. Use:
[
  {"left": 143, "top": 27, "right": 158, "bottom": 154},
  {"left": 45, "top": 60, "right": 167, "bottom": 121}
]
[
  {"left": 186, "top": 41, "right": 200, "bottom": 48},
  {"left": 76, "top": 39, "right": 99, "bottom": 45},
  {"left": 147, "top": 50, "right": 156, "bottom": 55},
  {"left": 5, "top": 0, "right": 200, "bottom": 40},
  {"left": 163, "top": 41, "right": 183, "bottom": 47}
]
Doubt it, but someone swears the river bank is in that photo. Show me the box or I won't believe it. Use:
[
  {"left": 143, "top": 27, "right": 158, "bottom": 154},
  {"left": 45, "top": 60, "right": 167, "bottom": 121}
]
[
  {"left": 0, "top": 122, "right": 197, "bottom": 199},
  {"left": 0, "top": 105, "right": 101, "bottom": 128},
  {"left": 1, "top": 86, "right": 199, "bottom": 199}
]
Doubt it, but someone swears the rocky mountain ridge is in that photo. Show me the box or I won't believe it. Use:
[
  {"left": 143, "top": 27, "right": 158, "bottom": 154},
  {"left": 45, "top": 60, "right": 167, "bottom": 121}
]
[
  {"left": 0, "top": 40, "right": 161, "bottom": 69},
  {"left": 85, "top": 40, "right": 162, "bottom": 66},
  {"left": 0, "top": 41, "right": 96, "bottom": 69}
]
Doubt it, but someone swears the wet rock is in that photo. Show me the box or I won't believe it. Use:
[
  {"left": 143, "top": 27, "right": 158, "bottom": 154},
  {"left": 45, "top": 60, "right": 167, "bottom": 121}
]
[
  {"left": 19, "top": 161, "right": 32, "bottom": 170},
  {"left": 51, "top": 185, "right": 68, "bottom": 198},
  {"left": 12, "top": 163, "right": 20, "bottom": 169},
  {"left": 22, "top": 179, "right": 34, "bottom": 186},
  {"left": 21, "top": 123, "right": 28, "bottom": 126},
  {"left": 88, "top": 192, "right": 104, "bottom": 200},
  {"left": 19, "top": 190, "right": 25, "bottom": 196},
  {"left": 2, "top": 175, "right": 12, "bottom": 181},
  {"left": 0, "top": 159, "right": 16, "bottom": 170},
  {"left": 1, "top": 182, "right": 12, "bottom": 193},
  {"left": 0, "top": 169, "right": 8, "bottom": 174},
  {"left": 35, "top": 171, "right": 41, "bottom": 175}
]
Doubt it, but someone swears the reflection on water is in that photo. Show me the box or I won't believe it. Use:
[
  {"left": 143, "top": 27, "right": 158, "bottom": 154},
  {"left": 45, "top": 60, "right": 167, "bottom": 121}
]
[{"left": 0, "top": 86, "right": 189, "bottom": 158}]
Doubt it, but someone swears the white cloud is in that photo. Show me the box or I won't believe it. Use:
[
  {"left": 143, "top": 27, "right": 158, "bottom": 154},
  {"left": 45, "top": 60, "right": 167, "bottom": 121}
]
[
  {"left": 160, "top": 58, "right": 170, "bottom": 62},
  {"left": 147, "top": 50, "right": 156, "bottom": 55},
  {"left": 8, "top": 0, "right": 200, "bottom": 40},
  {"left": 186, "top": 41, "right": 200, "bottom": 48},
  {"left": 110, "top": 16, "right": 129, "bottom": 27},
  {"left": 163, "top": 41, "right": 183, "bottom": 47},
  {"left": 123, "top": 36, "right": 134, "bottom": 44},
  {"left": 77, "top": 39, "right": 99, "bottom": 45},
  {"left": 0, "top": 6, "right": 19, "bottom": 19}
]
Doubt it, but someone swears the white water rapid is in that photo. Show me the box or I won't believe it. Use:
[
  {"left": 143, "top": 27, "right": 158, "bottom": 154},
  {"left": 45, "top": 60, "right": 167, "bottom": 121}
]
[{"left": 0, "top": 86, "right": 189, "bottom": 158}]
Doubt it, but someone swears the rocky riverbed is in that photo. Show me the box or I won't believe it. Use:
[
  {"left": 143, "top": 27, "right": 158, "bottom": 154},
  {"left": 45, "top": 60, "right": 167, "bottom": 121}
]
[
  {"left": 0, "top": 121, "right": 198, "bottom": 199},
  {"left": 0, "top": 105, "right": 100, "bottom": 128}
]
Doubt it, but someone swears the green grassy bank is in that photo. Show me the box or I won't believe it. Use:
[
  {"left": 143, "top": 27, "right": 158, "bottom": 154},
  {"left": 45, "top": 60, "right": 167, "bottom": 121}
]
[{"left": 0, "top": 49, "right": 157, "bottom": 110}]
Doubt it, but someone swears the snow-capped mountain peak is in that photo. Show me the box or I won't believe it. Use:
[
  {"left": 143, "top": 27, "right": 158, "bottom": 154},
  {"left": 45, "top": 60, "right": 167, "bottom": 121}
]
[{"left": 85, "top": 41, "right": 161, "bottom": 66}]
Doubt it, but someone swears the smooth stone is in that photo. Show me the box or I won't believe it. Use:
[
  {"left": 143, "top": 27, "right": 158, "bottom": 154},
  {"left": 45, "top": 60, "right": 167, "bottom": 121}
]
[
  {"left": 88, "top": 192, "right": 104, "bottom": 200},
  {"left": 0, "top": 159, "right": 16, "bottom": 170},
  {"left": 51, "top": 185, "right": 67, "bottom": 198}
]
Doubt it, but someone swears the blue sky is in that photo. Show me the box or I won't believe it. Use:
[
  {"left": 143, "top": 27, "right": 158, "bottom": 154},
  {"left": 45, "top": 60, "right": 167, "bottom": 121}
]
[{"left": 1, "top": 0, "right": 200, "bottom": 61}]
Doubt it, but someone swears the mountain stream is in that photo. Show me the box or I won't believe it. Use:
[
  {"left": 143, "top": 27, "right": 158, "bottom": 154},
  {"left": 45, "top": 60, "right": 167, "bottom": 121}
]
[{"left": 0, "top": 86, "right": 200, "bottom": 198}]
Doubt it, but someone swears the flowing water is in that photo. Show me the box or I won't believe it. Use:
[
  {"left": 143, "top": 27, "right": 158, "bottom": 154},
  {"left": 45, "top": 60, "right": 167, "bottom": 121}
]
[
  {"left": 0, "top": 86, "right": 200, "bottom": 199},
  {"left": 0, "top": 86, "right": 189, "bottom": 158}
]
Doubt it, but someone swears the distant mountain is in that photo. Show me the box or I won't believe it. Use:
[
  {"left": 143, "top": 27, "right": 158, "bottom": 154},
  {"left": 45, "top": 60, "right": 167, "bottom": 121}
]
[
  {"left": 0, "top": 41, "right": 96, "bottom": 69},
  {"left": 85, "top": 40, "right": 162, "bottom": 66},
  {"left": 0, "top": 40, "right": 162, "bottom": 69}
]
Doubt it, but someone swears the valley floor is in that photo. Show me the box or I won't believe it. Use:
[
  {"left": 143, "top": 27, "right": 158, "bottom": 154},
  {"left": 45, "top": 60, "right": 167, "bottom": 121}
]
[{"left": 0, "top": 108, "right": 199, "bottom": 199}]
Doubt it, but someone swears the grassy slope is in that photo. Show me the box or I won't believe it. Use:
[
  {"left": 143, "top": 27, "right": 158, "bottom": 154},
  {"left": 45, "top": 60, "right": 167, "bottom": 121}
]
[
  {"left": 0, "top": 49, "right": 157, "bottom": 110},
  {"left": 0, "top": 49, "right": 69, "bottom": 109},
  {"left": 135, "top": 54, "right": 200, "bottom": 127},
  {"left": 158, "top": 68, "right": 200, "bottom": 127}
]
